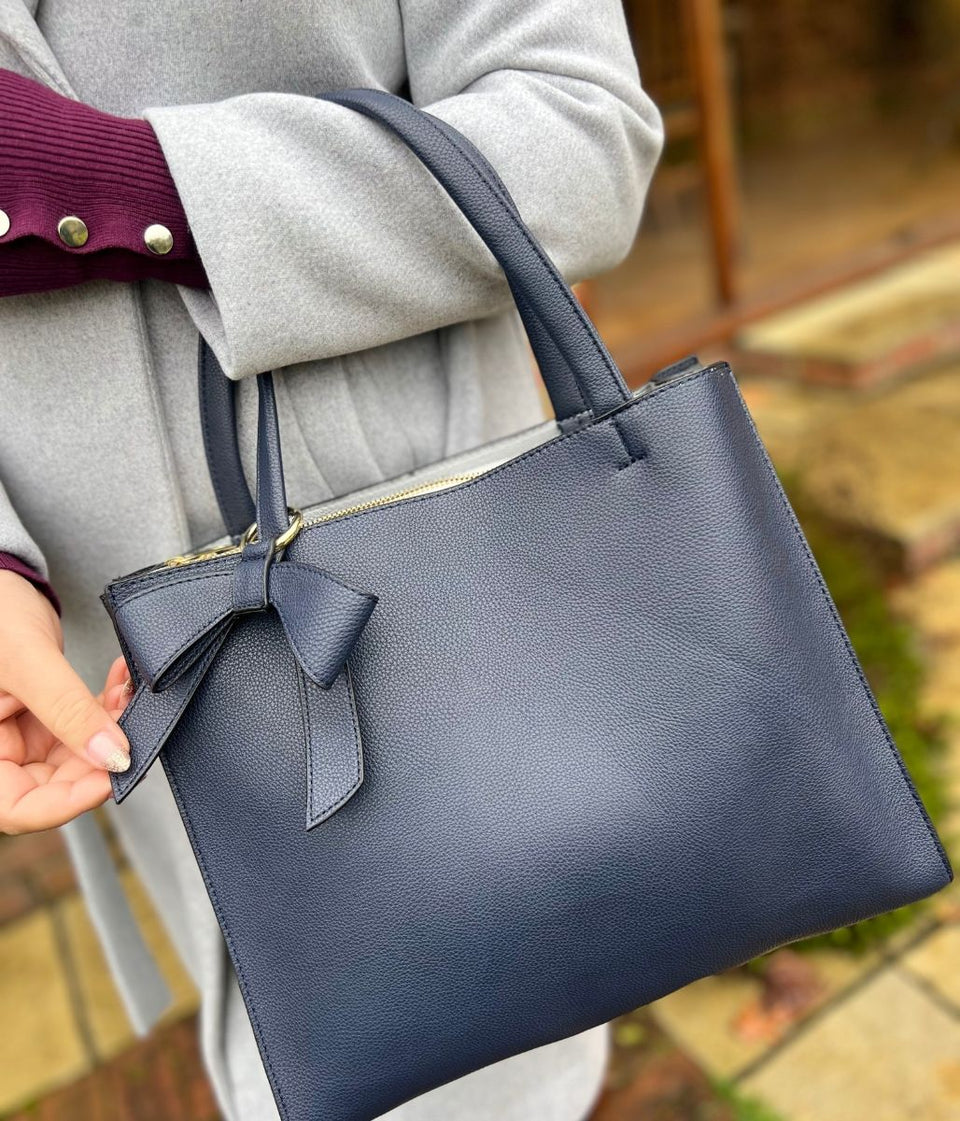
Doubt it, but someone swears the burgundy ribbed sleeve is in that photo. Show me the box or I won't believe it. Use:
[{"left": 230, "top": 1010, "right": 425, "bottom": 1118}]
[
  {"left": 0, "top": 68, "right": 208, "bottom": 296},
  {"left": 0, "top": 553, "right": 61, "bottom": 614}
]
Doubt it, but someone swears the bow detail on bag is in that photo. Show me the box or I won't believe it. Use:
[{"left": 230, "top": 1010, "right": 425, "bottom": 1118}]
[{"left": 102, "top": 535, "right": 376, "bottom": 828}]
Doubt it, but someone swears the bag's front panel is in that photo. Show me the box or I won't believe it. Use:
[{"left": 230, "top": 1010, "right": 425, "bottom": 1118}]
[{"left": 159, "top": 366, "right": 950, "bottom": 1121}]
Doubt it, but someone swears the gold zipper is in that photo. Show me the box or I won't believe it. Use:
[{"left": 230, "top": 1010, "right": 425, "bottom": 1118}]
[
  {"left": 302, "top": 470, "right": 486, "bottom": 527},
  {"left": 163, "top": 469, "right": 486, "bottom": 567},
  {"left": 164, "top": 540, "right": 245, "bottom": 567},
  {"left": 163, "top": 389, "right": 660, "bottom": 569}
]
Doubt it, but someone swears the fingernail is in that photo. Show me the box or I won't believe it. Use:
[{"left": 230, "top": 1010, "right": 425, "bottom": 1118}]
[
  {"left": 122, "top": 678, "right": 136, "bottom": 696},
  {"left": 87, "top": 731, "right": 131, "bottom": 773}
]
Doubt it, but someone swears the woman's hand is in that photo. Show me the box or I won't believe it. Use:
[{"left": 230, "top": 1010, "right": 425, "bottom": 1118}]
[{"left": 0, "top": 570, "right": 132, "bottom": 834}]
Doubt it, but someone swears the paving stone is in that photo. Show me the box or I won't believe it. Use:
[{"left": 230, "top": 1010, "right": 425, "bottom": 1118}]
[
  {"left": 4, "top": 1016, "right": 221, "bottom": 1121},
  {"left": 0, "top": 875, "right": 35, "bottom": 927},
  {"left": 740, "top": 967, "right": 960, "bottom": 1121},
  {"left": 928, "top": 877, "right": 960, "bottom": 927},
  {"left": 592, "top": 1047, "right": 735, "bottom": 1121},
  {"left": 901, "top": 925, "right": 960, "bottom": 1014},
  {"left": 30, "top": 849, "right": 79, "bottom": 904},
  {"left": 56, "top": 892, "right": 136, "bottom": 1064},
  {"left": 0, "top": 832, "right": 77, "bottom": 929},
  {"left": 737, "top": 377, "right": 834, "bottom": 476},
  {"left": 0, "top": 831, "right": 65, "bottom": 877},
  {"left": 590, "top": 1008, "right": 742, "bottom": 1121},
  {"left": 118, "top": 871, "right": 199, "bottom": 1022},
  {"left": 795, "top": 370, "right": 960, "bottom": 572},
  {"left": 892, "top": 560, "right": 960, "bottom": 718},
  {"left": 648, "top": 969, "right": 771, "bottom": 1080},
  {"left": 867, "top": 895, "right": 946, "bottom": 957},
  {"left": 648, "top": 946, "right": 878, "bottom": 1081},
  {"left": 0, "top": 909, "right": 90, "bottom": 1115},
  {"left": 57, "top": 872, "right": 199, "bottom": 1063}
]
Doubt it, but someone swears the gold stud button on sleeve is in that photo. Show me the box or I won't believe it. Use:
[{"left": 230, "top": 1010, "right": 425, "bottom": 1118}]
[
  {"left": 144, "top": 224, "right": 174, "bottom": 255},
  {"left": 57, "top": 215, "right": 89, "bottom": 247},
  {"left": 0, "top": 209, "right": 10, "bottom": 238}
]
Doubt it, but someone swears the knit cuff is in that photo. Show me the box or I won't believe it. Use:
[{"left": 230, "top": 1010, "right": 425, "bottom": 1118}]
[
  {"left": 0, "top": 68, "right": 207, "bottom": 287},
  {"left": 0, "top": 552, "right": 61, "bottom": 615}
]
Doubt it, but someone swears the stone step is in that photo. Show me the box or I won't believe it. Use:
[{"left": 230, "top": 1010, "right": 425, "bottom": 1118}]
[
  {"left": 744, "top": 363, "right": 960, "bottom": 575},
  {"left": 735, "top": 243, "right": 960, "bottom": 387}
]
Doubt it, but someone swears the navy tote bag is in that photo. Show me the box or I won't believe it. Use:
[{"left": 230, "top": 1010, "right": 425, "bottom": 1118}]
[{"left": 101, "top": 90, "right": 952, "bottom": 1121}]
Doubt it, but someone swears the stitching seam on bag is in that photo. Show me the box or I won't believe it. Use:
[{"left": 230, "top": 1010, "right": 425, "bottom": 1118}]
[
  {"left": 117, "top": 569, "right": 230, "bottom": 610},
  {"left": 299, "top": 668, "right": 318, "bottom": 825},
  {"left": 616, "top": 454, "right": 644, "bottom": 471},
  {"left": 558, "top": 408, "right": 593, "bottom": 431},
  {"left": 111, "top": 558, "right": 237, "bottom": 595},
  {"left": 612, "top": 416, "right": 646, "bottom": 468}
]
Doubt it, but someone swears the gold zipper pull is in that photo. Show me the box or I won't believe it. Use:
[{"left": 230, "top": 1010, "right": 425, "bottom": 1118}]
[{"left": 164, "top": 540, "right": 244, "bottom": 568}]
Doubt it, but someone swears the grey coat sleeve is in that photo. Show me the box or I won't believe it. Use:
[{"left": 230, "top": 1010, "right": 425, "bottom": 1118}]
[
  {"left": 142, "top": 0, "right": 663, "bottom": 379},
  {"left": 0, "top": 477, "right": 48, "bottom": 577}
]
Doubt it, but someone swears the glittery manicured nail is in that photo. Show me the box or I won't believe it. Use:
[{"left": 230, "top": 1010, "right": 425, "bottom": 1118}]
[
  {"left": 87, "top": 731, "right": 131, "bottom": 773},
  {"left": 122, "top": 678, "right": 136, "bottom": 696}
]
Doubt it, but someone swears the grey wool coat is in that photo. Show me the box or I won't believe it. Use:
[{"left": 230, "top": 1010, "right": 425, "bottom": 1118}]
[{"left": 0, "top": 1, "right": 663, "bottom": 1117}]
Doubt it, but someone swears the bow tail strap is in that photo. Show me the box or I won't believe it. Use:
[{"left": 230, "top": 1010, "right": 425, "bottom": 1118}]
[
  {"left": 111, "top": 623, "right": 234, "bottom": 803},
  {"left": 300, "top": 665, "right": 365, "bottom": 830}
]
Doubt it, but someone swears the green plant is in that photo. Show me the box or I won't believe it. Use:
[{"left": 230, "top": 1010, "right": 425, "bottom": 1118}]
[{"left": 712, "top": 1079, "right": 787, "bottom": 1121}]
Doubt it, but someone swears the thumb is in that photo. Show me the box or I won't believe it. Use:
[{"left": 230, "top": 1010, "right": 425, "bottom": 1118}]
[{"left": 9, "top": 642, "right": 131, "bottom": 773}]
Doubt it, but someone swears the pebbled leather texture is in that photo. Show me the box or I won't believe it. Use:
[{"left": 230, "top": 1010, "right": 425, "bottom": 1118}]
[{"left": 103, "top": 92, "right": 952, "bottom": 1121}]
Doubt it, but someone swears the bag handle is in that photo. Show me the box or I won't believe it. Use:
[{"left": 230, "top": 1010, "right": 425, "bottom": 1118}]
[
  {"left": 200, "top": 88, "right": 634, "bottom": 539},
  {"left": 199, "top": 334, "right": 257, "bottom": 535},
  {"left": 326, "top": 89, "right": 630, "bottom": 418}
]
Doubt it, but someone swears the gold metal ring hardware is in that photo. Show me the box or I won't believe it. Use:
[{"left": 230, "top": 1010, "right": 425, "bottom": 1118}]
[
  {"left": 241, "top": 507, "right": 304, "bottom": 551},
  {"left": 164, "top": 508, "right": 303, "bottom": 568}
]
